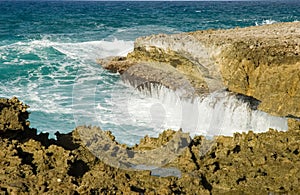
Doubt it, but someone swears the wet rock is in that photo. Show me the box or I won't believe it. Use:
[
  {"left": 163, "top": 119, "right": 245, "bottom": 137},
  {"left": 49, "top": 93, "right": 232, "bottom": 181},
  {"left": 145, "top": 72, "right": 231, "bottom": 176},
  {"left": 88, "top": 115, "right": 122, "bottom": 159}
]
[
  {"left": 1, "top": 97, "right": 300, "bottom": 193},
  {"left": 99, "top": 21, "right": 300, "bottom": 117},
  {"left": 2, "top": 21, "right": 300, "bottom": 193},
  {"left": 97, "top": 56, "right": 135, "bottom": 74}
]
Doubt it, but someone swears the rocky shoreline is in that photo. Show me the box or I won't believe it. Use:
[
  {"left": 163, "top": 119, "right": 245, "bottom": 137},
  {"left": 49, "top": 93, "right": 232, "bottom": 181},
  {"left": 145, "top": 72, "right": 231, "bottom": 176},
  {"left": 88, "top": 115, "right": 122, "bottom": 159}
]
[
  {"left": 1, "top": 22, "right": 300, "bottom": 194},
  {"left": 1, "top": 97, "right": 300, "bottom": 194},
  {"left": 99, "top": 21, "right": 300, "bottom": 117}
]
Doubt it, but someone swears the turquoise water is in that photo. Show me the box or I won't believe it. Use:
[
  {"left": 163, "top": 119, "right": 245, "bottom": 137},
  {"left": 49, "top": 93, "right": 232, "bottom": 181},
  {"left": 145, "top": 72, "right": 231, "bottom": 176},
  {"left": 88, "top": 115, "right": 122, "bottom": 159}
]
[{"left": 0, "top": 1, "right": 299, "bottom": 144}]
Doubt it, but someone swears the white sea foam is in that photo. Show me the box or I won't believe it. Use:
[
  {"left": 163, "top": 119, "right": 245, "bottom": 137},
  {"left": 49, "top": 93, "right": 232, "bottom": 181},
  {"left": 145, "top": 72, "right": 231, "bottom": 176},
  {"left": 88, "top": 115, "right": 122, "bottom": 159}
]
[
  {"left": 52, "top": 39, "right": 134, "bottom": 59},
  {"left": 0, "top": 36, "right": 288, "bottom": 144},
  {"left": 92, "top": 82, "right": 288, "bottom": 143},
  {"left": 255, "top": 19, "right": 277, "bottom": 26},
  {"left": 0, "top": 38, "right": 134, "bottom": 134}
]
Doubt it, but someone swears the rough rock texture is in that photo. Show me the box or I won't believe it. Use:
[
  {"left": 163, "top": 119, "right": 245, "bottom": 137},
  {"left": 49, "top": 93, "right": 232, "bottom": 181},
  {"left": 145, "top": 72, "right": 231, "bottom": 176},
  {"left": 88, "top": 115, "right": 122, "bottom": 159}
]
[
  {"left": 0, "top": 97, "right": 30, "bottom": 132},
  {"left": 98, "top": 22, "right": 300, "bottom": 117},
  {"left": 1, "top": 97, "right": 300, "bottom": 194},
  {"left": 121, "top": 62, "right": 200, "bottom": 97}
]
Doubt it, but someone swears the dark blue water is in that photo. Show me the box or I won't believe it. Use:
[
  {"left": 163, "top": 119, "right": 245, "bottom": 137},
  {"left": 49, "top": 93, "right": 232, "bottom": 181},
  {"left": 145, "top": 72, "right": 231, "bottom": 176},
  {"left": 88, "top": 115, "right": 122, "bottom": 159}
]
[{"left": 0, "top": 1, "right": 299, "bottom": 144}]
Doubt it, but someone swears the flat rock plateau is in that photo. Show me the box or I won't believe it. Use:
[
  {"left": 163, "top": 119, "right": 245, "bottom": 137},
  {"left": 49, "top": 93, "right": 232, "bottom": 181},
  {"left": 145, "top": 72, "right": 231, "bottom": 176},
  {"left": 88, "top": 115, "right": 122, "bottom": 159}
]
[{"left": 1, "top": 22, "right": 300, "bottom": 194}]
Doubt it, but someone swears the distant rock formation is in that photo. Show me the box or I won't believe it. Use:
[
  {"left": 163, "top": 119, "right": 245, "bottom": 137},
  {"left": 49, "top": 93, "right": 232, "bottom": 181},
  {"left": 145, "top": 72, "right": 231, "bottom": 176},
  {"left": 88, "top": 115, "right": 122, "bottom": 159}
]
[{"left": 98, "top": 22, "right": 300, "bottom": 118}]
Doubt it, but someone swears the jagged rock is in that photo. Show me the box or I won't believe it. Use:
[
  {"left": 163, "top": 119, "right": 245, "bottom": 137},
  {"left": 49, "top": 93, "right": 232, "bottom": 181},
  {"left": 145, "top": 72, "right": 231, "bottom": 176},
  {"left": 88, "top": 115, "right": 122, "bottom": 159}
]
[
  {"left": 0, "top": 97, "right": 30, "bottom": 132},
  {"left": 1, "top": 97, "right": 300, "bottom": 194},
  {"left": 97, "top": 56, "right": 136, "bottom": 74},
  {"left": 75, "top": 126, "right": 191, "bottom": 170},
  {"left": 98, "top": 22, "right": 300, "bottom": 117},
  {"left": 2, "top": 22, "right": 300, "bottom": 194}
]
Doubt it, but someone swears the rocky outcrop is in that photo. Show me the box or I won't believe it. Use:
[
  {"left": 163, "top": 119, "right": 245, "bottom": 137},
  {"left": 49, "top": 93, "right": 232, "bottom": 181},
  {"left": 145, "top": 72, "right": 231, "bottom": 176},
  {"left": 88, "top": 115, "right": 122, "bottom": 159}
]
[
  {"left": 98, "top": 22, "right": 300, "bottom": 117},
  {"left": 1, "top": 97, "right": 300, "bottom": 194},
  {"left": 1, "top": 22, "right": 300, "bottom": 194},
  {"left": 0, "top": 97, "right": 30, "bottom": 132}
]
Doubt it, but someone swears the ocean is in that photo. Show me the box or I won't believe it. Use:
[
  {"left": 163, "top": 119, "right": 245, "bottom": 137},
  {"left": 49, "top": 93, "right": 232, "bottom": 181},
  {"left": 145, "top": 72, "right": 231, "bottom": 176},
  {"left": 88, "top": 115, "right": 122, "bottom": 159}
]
[{"left": 1, "top": 1, "right": 299, "bottom": 145}]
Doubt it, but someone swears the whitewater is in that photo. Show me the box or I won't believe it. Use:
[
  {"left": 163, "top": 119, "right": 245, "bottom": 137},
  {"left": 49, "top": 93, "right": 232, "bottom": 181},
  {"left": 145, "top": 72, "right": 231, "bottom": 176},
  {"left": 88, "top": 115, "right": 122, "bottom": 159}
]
[{"left": 1, "top": 1, "right": 299, "bottom": 145}]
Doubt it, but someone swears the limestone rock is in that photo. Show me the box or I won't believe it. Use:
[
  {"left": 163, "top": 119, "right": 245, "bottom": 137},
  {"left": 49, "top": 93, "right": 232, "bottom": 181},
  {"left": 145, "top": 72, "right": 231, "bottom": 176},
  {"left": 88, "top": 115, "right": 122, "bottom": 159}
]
[
  {"left": 1, "top": 97, "right": 300, "bottom": 193},
  {"left": 0, "top": 97, "right": 30, "bottom": 132},
  {"left": 99, "top": 22, "right": 300, "bottom": 117},
  {"left": 2, "top": 22, "right": 300, "bottom": 194},
  {"left": 97, "top": 56, "right": 135, "bottom": 74}
]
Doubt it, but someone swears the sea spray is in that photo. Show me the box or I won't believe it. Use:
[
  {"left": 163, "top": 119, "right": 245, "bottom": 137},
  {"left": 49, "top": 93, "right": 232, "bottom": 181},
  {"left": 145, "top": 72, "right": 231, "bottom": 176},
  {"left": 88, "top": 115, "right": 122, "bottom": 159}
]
[
  {"left": 1, "top": 1, "right": 298, "bottom": 144},
  {"left": 118, "top": 81, "right": 288, "bottom": 139},
  {"left": 0, "top": 38, "right": 134, "bottom": 136}
]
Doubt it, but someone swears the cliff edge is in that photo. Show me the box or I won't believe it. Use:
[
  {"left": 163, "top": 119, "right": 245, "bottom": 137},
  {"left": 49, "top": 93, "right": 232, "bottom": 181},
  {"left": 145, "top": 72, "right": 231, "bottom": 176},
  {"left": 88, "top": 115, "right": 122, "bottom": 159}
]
[{"left": 99, "top": 22, "right": 300, "bottom": 117}]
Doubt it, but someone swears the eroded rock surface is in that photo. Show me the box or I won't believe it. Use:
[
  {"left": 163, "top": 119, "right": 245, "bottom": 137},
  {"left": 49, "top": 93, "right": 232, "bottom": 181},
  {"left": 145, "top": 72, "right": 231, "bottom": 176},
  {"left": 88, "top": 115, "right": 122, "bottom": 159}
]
[
  {"left": 1, "top": 97, "right": 300, "bottom": 194},
  {"left": 98, "top": 22, "right": 300, "bottom": 117},
  {"left": 0, "top": 97, "right": 30, "bottom": 132}
]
